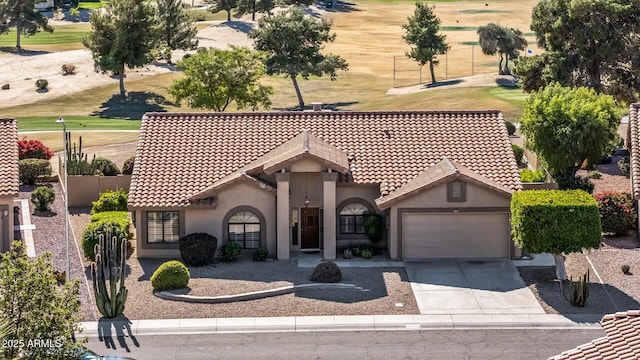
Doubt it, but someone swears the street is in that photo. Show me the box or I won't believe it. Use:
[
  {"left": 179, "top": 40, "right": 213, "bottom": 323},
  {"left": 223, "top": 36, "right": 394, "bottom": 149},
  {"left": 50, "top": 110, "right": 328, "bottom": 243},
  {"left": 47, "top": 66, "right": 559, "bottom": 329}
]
[{"left": 85, "top": 329, "right": 604, "bottom": 359}]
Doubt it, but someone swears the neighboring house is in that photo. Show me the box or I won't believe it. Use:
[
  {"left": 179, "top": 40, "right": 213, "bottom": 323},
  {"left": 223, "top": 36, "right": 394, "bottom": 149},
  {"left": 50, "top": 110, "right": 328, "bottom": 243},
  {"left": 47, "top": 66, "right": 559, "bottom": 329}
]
[
  {"left": 128, "top": 110, "right": 522, "bottom": 260},
  {"left": 35, "top": 0, "right": 54, "bottom": 10},
  {"left": 628, "top": 103, "right": 640, "bottom": 229},
  {"left": 0, "top": 118, "right": 19, "bottom": 252},
  {"left": 550, "top": 310, "right": 640, "bottom": 359}
]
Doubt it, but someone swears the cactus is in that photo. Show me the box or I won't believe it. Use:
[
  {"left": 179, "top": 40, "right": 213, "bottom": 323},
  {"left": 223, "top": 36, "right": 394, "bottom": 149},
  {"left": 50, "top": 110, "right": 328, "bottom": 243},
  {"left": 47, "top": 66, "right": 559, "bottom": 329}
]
[
  {"left": 91, "top": 228, "right": 128, "bottom": 318},
  {"left": 66, "top": 132, "right": 98, "bottom": 175},
  {"left": 561, "top": 269, "right": 590, "bottom": 307}
]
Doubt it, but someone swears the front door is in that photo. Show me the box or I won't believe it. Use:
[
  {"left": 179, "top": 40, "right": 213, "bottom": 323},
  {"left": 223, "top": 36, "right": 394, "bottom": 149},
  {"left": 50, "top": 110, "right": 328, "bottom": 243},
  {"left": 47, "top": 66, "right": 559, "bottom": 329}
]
[{"left": 301, "top": 207, "right": 319, "bottom": 249}]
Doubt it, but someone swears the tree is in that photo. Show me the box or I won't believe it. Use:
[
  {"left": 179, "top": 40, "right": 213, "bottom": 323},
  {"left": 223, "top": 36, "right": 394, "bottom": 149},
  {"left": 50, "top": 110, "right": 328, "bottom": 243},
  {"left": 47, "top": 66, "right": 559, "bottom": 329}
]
[
  {"left": 477, "top": 23, "right": 526, "bottom": 75},
  {"left": 520, "top": 83, "right": 620, "bottom": 179},
  {"left": 235, "top": 0, "right": 275, "bottom": 21},
  {"left": 169, "top": 46, "right": 273, "bottom": 111},
  {"left": 0, "top": 0, "right": 53, "bottom": 51},
  {"left": 402, "top": 2, "right": 449, "bottom": 84},
  {"left": 522, "top": 0, "right": 640, "bottom": 102},
  {"left": 207, "top": 0, "right": 237, "bottom": 21},
  {"left": 511, "top": 190, "right": 601, "bottom": 280},
  {"left": 0, "top": 241, "right": 85, "bottom": 359},
  {"left": 157, "top": 0, "right": 198, "bottom": 64},
  {"left": 250, "top": 7, "right": 348, "bottom": 110},
  {"left": 82, "top": 0, "right": 159, "bottom": 98}
]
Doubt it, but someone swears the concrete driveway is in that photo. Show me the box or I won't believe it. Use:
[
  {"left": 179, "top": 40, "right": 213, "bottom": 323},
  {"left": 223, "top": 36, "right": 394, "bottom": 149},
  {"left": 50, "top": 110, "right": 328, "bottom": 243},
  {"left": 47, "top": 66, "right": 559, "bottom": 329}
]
[{"left": 404, "top": 259, "right": 545, "bottom": 315}]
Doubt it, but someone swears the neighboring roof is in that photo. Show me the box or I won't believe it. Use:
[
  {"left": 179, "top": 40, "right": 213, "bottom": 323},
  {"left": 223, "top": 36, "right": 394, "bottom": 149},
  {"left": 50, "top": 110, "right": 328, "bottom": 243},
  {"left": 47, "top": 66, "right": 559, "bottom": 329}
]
[
  {"left": 375, "top": 157, "right": 513, "bottom": 210},
  {"left": 550, "top": 310, "right": 640, "bottom": 360},
  {"left": 0, "top": 118, "right": 19, "bottom": 197},
  {"left": 129, "top": 111, "right": 522, "bottom": 208},
  {"left": 629, "top": 103, "right": 640, "bottom": 199}
]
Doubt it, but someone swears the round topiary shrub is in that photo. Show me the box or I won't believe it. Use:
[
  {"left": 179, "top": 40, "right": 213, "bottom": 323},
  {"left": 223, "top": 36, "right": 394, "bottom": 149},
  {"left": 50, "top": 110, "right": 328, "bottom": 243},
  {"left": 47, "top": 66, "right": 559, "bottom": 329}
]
[
  {"left": 310, "top": 261, "right": 342, "bottom": 283},
  {"left": 151, "top": 260, "right": 190, "bottom": 291},
  {"left": 505, "top": 121, "right": 516, "bottom": 136},
  {"left": 121, "top": 156, "right": 135, "bottom": 175},
  {"left": 94, "top": 157, "right": 120, "bottom": 176},
  {"left": 31, "top": 186, "right": 55, "bottom": 211},
  {"left": 179, "top": 232, "right": 218, "bottom": 266},
  {"left": 594, "top": 191, "right": 635, "bottom": 235},
  {"left": 91, "top": 189, "right": 128, "bottom": 214},
  {"left": 221, "top": 241, "right": 241, "bottom": 262},
  {"left": 252, "top": 247, "right": 268, "bottom": 262}
]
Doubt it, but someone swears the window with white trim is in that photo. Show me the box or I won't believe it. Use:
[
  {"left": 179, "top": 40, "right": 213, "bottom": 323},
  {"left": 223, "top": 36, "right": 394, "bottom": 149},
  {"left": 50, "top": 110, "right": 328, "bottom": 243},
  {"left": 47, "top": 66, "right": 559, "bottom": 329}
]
[
  {"left": 228, "top": 210, "right": 261, "bottom": 249},
  {"left": 339, "top": 203, "right": 368, "bottom": 234},
  {"left": 147, "top": 211, "right": 180, "bottom": 243}
]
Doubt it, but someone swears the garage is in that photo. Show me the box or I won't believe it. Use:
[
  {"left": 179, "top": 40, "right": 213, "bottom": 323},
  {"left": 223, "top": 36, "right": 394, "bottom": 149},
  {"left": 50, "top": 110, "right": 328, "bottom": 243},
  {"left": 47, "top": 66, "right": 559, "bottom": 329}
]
[{"left": 401, "top": 212, "right": 510, "bottom": 259}]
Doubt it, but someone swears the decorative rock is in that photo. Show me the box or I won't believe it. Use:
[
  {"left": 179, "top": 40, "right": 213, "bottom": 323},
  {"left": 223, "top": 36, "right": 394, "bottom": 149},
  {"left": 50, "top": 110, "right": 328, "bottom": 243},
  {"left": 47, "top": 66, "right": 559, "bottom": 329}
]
[{"left": 1, "top": 84, "right": 9, "bottom": 90}]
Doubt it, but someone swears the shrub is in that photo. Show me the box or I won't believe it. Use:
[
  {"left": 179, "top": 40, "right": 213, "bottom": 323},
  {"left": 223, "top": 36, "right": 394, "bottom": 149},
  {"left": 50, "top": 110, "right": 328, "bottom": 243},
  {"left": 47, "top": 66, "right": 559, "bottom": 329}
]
[
  {"left": 511, "top": 144, "right": 524, "bottom": 164},
  {"left": 360, "top": 248, "right": 373, "bottom": 259},
  {"left": 594, "top": 191, "right": 635, "bottom": 235},
  {"left": 310, "top": 261, "right": 342, "bottom": 283},
  {"left": 252, "top": 247, "right": 269, "bottom": 262},
  {"left": 82, "top": 221, "right": 128, "bottom": 260},
  {"left": 121, "top": 156, "right": 135, "bottom": 175},
  {"left": 31, "top": 186, "right": 55, "bottom": 211},
  {"left": 556, "top": 175, "right": 594, "bottom": 194},
  {"left": 363, "top": 214, "right": 382, "bottom": 243},
  {"left": 343, "top": 249, "right": 352, "bottom": 259},
  {"left": 618, "top": 156, "right": 630, "bottom": 176},
  {"left": 90, "top": 211, "right": 131, "bottom": 229},
  {"left": 91, "top": 189, "right": 128, "bottom": 214},
  {"left": 150, "top": 260, "right": 190, "bottom": 291},
  {"left": 35, "top": 79, "right": 48, "bottom": 90},
  {"left": 61, "top": 63, "right": 76, "bottom": 75},
  {"left": 520, "top": 169, "right": 546, "bottom": 183},
  {"left": 179, "top": 232, "right": 218, "bottom": 266},
  {"left": 18, "top": 137, "right": 53, "bottom": 160},
  {"left": 19, "top": 159, "right": 52, "bottom": 185},
  {"left": 622, "top": 264, "right": 631, "bottom": 274},
  {"left": 94, "top": 157, "right": 120, "bottom": 176},
  {"left": 221, "top": 241, "right": 241, "bottom": 262},
  {"left": 587, "top": 171, "right": 602, "bottom": 179},
  {"left": 505, "top": 121, "right": 516, "bottom": 136}
]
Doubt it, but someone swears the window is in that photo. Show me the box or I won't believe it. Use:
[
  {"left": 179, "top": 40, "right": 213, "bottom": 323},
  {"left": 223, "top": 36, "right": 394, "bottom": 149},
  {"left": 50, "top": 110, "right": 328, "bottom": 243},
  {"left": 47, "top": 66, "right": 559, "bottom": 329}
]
[
  {"left": 339, "top": 203, "right": 368, "bottom": 234},
  {"left": 228, "top": 210, "right": 261, "bottom": 249},
  {"left": 447, "top": 180, "right": 467, "bottom": 202},
  {"left": 147, "top": 211, "right": 180, "bottom": 243}
]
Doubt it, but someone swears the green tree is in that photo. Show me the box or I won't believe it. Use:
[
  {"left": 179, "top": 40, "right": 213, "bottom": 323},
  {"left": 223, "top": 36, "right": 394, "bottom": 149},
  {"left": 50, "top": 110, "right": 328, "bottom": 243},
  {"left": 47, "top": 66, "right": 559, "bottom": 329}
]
[
  {"left": 250, "top": 7, "right": 348, "bottom": 110},
  {"left": 520, "top": 83, "right": 620, "bottom": 179},
  {"left": 524, "top": 0, "right": 640, "bottom": 102},
  {"left": 401, "top": 2, "right": 449, "bottom": 84},
  {"left": 477, "top": 23, "right": 526, "bottom": 75},
  {"left": 82, "top": 0, "right": 159, "bottom": 98},
  {"left": 207, "top": 0, "right": 237, "bottom": 21},
  {"left": 235, "top": 0, "right": 275, "bottom": 21},
  {"left": 0, "top": 0, "right": 53, "bottom": 51},
  {"left": 0, "top": 241, "right": 84, "bottom": 359},
  {"left": 157, "top": 0, "right": 198, "bottom": 64},
  {"left": 169, "top": 46, "right": 273, "bottom": 111},
  {"left": 511, "top": 190, "right": 601, "bottom": 280}
]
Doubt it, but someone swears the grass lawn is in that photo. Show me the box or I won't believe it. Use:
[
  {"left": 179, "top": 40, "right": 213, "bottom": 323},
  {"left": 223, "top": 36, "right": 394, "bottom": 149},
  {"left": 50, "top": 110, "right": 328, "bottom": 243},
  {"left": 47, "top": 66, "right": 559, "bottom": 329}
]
[
  {"left": 17, "top": 116, "right": 141, "bottom": 132},
  {"left": 78, "top": 1, "right": 103, "bottom": 9},
  {"left": 0, "top": 24, "right": 89, "bottom": 51}
]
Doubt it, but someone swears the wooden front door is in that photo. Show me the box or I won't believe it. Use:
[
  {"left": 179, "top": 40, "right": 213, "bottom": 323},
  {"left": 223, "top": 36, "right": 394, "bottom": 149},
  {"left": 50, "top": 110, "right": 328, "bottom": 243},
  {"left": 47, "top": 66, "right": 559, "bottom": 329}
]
[{"left": 301, "top": 207, "right": 320, "bottom": 249}]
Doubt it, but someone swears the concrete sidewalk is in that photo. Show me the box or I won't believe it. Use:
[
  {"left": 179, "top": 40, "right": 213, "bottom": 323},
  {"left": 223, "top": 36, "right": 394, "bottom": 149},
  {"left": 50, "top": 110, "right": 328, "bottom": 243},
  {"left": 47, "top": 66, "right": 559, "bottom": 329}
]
[{"left": 78, "top": 314, "right": 602, "bottom": 337}]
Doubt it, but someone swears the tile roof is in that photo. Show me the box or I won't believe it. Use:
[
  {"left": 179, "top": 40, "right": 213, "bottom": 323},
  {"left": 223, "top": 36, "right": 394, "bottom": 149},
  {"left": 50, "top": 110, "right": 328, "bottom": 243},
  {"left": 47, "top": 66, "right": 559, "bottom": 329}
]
[
  {"left": 550, "top": 310, "right": 640, "bottom": 360},
  {"left": 629, "top": 103, "right": 640, "bottom": 199},
  {"left": 0, "top": 118, "right": 19, "bottom": 197},
  {"left": 375, "top": 157, "right": 513, "bottom": 210},
  {"left": 129, "top": 110, "right": 522, "bottom": 208}
]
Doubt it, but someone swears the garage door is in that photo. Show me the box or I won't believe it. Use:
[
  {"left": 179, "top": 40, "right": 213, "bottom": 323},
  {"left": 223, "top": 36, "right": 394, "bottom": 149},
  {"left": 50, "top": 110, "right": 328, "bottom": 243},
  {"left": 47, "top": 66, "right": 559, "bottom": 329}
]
[{"left": 402, "top": 212, "right": 509, "bottom": 259}]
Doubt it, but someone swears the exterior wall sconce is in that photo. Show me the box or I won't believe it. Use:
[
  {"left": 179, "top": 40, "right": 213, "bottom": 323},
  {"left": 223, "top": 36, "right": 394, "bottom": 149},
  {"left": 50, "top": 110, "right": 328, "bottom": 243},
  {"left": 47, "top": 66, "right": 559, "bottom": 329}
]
[{"left": 2, "top": 209, "right": 7, "bottom": 217}]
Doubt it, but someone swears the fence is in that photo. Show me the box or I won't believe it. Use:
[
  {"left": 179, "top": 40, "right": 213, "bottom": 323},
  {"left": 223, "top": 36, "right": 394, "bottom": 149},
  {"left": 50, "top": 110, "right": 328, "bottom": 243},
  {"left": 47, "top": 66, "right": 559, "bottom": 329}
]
[
  {"left": 58, "top": 157, "right": 131, "bottom": 207},
  {"left": 393, "top": 45, "right": 502, "bottom": 88}
]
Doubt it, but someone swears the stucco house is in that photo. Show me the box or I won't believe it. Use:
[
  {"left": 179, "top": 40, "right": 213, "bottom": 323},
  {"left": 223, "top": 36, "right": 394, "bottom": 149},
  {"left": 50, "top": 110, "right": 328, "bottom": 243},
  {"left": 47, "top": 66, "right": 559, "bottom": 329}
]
[
  {"left": 128, "top": 110, "right": 522, "bottom": 260},
  {"left": 0, "top": 118, "right": 19, "bottom": 252}
]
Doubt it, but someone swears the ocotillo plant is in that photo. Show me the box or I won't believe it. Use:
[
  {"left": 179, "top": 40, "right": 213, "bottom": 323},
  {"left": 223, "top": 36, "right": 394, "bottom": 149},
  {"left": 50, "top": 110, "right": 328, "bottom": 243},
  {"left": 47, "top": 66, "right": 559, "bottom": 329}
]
[
  {"left": 65, "top": 132, "right": 97, "bottom": 175},
  {"left": 91, "top": 229, "right": 128, "bottom": 318}
]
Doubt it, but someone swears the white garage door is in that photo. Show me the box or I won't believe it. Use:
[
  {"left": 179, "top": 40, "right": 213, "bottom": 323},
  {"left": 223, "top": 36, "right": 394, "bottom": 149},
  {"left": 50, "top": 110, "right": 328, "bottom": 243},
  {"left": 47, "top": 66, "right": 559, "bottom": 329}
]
[{"left": 402, "top": 212, "right": 509, "bottom": 259}]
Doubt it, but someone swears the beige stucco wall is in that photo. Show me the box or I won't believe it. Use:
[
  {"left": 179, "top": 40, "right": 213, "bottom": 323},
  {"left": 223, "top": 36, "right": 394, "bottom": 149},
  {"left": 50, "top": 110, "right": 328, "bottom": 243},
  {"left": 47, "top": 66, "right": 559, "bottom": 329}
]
[
  {"left": 387, "top": 181, "right": 511, "bottom": 259},
  {"left": 335, "top": 184, "right": 384, "bottom": 248},
  {"left": 135, "top": 182, "right": 276, "bottom": 258},
  {"left": 66, "top": 175, "right": 132, "bottom": 207},
  {"left": 0, "top": 196, "right": 14, "bottom": 252}
]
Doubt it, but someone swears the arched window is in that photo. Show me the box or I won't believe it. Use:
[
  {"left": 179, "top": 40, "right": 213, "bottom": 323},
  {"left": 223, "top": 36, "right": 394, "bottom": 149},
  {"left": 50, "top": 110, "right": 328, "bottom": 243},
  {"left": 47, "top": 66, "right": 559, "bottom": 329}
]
[
  {"left": 228, "top": 210, "right": 260, "bottom": 249},
  {"left": 339, "top": 203, "right": 369, "bottom": 234}
]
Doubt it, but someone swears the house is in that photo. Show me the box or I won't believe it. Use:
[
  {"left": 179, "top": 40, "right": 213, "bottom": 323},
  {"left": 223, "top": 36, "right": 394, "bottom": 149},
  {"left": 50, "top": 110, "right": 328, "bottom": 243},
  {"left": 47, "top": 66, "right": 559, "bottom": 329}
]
[
  {"left": 0, "top": 118, "right": 19, "bottom": 252},
  {"left": 628, "top": 103, "right": 640, "bottom": 230},
  {"left": 550, "top": 310, "right": 640, "bottom": 359},
  {"left": 128, "top": 110, "right": 522, "bottom": 260}
]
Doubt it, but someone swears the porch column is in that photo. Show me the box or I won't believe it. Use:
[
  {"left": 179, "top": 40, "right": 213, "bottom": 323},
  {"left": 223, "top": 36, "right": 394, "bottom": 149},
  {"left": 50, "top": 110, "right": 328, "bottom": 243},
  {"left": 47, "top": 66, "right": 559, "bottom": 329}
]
[
  {"left": 275, "top": 173, "right": 290, "bottom": 260},
  {"left": 322, "top": 172, "right": 337, "bottom": 260}
]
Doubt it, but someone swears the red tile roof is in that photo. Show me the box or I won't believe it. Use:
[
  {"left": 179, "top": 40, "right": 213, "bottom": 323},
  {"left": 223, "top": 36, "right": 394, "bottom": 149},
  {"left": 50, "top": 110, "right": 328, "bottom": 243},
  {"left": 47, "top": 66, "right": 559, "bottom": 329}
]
[
  {"left": 129, "top": 110, "right": 522, "bottom": 208},
  {"left": 0, "top": 118, "right": 19, "bottom": 197},
  {"left": 629, "top": 103, "right": 640, "bottom": 199},
  {"left": 550, "top": 310, "right": 640, "bottom": 360}
]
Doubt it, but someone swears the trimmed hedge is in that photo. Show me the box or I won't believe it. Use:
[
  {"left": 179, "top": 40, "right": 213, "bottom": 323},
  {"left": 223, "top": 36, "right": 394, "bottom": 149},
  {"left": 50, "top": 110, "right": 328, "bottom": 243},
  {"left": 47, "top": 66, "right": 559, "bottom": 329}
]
[
  {"left": 512, "top": 144, "right": 524, "bottom": 164},
  {"left": 91, "top": 189, "right": 128, "bottom": 214},
  {"left": 19, "top": 158, "right": 52, "bottom": 185},
  {"left": 82, "top": 217, "right": 129, "bottom": 260},
  {"left": 594, "top": 191, "right": 636, "bottom": 235},
  {"left": 511, "top": 190, "right": 601, "bottom": 254},
  {"left": 179, "top": 232, "right": 218, "bottom": 266},
  {"left": 520, "top": 169, "right": 546, "bottom": 182},
  {"left": 151, "top": 261, "right": 190, "bottom": 291},
  {"left": 90, "top": 211, "right": 131, "bottom": 229}
]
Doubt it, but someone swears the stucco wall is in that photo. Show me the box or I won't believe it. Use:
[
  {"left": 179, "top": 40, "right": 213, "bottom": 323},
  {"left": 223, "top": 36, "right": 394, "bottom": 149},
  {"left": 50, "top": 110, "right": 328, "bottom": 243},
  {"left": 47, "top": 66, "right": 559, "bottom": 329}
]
[
  {"left": 0, "top": 196, "right": 14, "bottom": 253},
  {"left": 335, "top": 184, "right": 384, "bottom": 247},
  {"left": 66, "top": 175, "right": 132, "bottom": 207}
]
